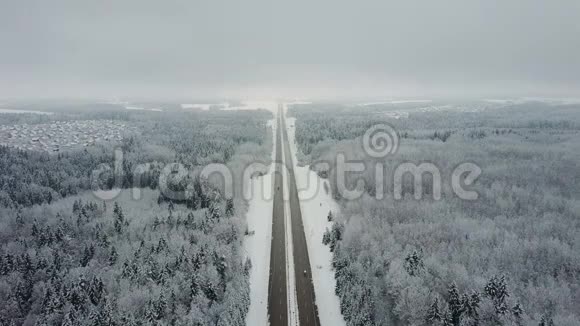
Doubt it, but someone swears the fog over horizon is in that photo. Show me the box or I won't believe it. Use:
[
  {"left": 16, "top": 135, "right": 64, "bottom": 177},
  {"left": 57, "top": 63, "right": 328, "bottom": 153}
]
[{"left": 1, "top": 0, "right": 580, "bottom": 100}]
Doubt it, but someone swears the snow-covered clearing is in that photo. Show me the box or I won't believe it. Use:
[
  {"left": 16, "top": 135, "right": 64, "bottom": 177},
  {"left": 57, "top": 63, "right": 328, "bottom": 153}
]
[
  {"left": 359, "top": 99, "right": 432, "bottom": 106},
  {"left": 181, "top": 103, "right": 228, "bottom": 111},
  {"left": 384, "top": 111, "right": 409, "bottom": 119},
  {"left": 284, "top": 105, "right": 346, "bottom": 326},
  {"left": 181, "top": 100, "right": 279, "bottom": 113},
  {"left": 0, "top": 108, "right": 53, "bottom": 115},
  {"left": 125, "top": 106, "right": 163, "bottom": 112},
  {"left": 484, "top": 97, "right": 580, "bottom": 105}
]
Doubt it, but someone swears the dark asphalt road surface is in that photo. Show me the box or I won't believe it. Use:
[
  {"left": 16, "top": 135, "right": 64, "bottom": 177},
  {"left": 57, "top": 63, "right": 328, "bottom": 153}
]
[
  {"left": 268, "top": 105, "right": 288, "bottom": 326},
  {"left": 268, "top": 104, "right": 320, "bottom": 326},
  {"left": 281, "top": 107, "right": 321, "bottom": 326}
]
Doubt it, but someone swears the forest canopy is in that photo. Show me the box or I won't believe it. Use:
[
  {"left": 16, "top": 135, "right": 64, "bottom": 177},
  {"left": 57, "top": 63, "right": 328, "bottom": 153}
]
[{"left": 290, "top": 101, "right": 580, "bottom": 326}]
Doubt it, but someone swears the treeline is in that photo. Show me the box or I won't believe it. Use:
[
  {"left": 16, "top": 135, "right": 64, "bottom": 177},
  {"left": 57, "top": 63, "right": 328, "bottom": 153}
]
[
  {"left": 0, "top": 109, "right": 271, "bottom": 208},
  {"left": 292, "top": 102, "right": 580, "bottom": 325}
]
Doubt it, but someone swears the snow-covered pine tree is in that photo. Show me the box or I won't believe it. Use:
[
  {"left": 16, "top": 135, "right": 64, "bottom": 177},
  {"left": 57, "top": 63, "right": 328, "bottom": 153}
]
[
  {"left": 108, "top": 246, "right": 118, "bottom": 266},
  {"left": 447, "top": 283, "right": 464, "bottom": 326},
  {"left": 88, "top": 276, "right": 104, "bottom": 305},
  {"left": 113, "top": 203, "right": 125, "bottom": 234},
  {"left": 426, "top": 298, "right": 442, "bottom": 323},
  {"left": 225, "top": 198, "right": 234, "bottom": 217},
  {"left": 190, "top": 274, "right": 200, "bottom": 298},
  {"left": 485, "top": 275, "right": 510, "bottom": 315}
]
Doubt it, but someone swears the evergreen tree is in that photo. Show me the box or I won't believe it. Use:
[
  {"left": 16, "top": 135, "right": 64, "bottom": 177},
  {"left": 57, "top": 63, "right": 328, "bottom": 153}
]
[
  {"left": 62, "top": 310, "right": 77, "bottom": 326},
  {"left": 539, "top": 314, "right": 554, "bottom": 326},
  {"left": 42, "top": 283, "right": 63, "bottom": 315},
  {"left": 52, "top": 251, "right": 62, "bottom": 272},
  {"left": 190, "top": 274, "right": 200, "bottom": 298},
  {"left": 68, "top": 286, "right": 86, "bottom": 312},
  {"left": 16, "top": 213, "right": 24, "bottom": 227},
  {"left": 404, "top": 250, "right": 423, "bottom": 276},
  {"left": 203, "top": 281, "right": 218, "bottom": 305},
  {"left": 113, "top": 202, "right": 125, "bottom": 234},
  {"left": 244, "top": 258, "right": 252, "bottom": 276},
  {"left": 187, "top": 193, "right": 198, "bottom": 209},
  {"left": 426, "top": 298, "right": 442, "bottom": 323},
  {"left": 156, "top": 292, "right": 167, "bottom": 321},
  {"left": 186, "top": 213, "right": 195, "bottom": 228},
  {"left": 108, "top": 246, "right": 118, "bottom": 266},
  {"left": 464, "top": 291, "right": 481, "bottom": 322},
  {"left": 485, "top": 275, "right": 509, "bottom": 315},
  {"left": 80, "top": 244, "right": 95, "bottom": 267},
  {"left": 0, "top": 255, "right": 5, "bottom": 275},
  {"left": 31, "top": 221, "right": 39, "bottom": 237},
  {"left": 225, "top": 198, "right": 234, "bottom": 217},
  {"left": 209, "top": 201, "right": 221, "bottom": 220},
  {"left": 14, "top": 278, "right": 33, "bottom": 314},
  {"left": 322, "top": 222, "right": 344, "bottom": 252},
  {"left": 216, "top": 257, "right": 227, "bottom": 282},
  {"left": 19, "top": 253, "right": 34, "bottom": 276},
  {"left": 447, "top": 283, "right": 464, "bottom": 326},
  {"left": 73, "top": 200, "right": 80, "bottom": 214},
  {"left": 88, "top": 276, "right": 104, "bottom": 305},
  {"left": 512, "top": 303, "right": 524, "bottom": 320}
]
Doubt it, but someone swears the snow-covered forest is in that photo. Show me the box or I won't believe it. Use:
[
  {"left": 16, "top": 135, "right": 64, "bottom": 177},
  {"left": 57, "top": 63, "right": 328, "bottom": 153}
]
[
  {"left": 290, "top": 101, "right": 580, "bottom": 325},
  {"left": 0, "top": 108, "right": 272, "bottom": 325},
  {"left": 0, "top": 109, "right": 271, "bottom": 207}
]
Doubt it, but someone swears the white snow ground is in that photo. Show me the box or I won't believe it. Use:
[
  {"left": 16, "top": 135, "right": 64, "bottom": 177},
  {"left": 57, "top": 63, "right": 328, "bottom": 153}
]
[
  {"left": 284, "top": 105, "right": 347, "bottom": 326},
  {"left": 244, "top": 102, "right": 277, "bottom": 326},
  {"left": 125, "top": 106, "right": 163, "bottom": 112},
  {"left": 181, "top": 103, "right": 227, "bottom": 110},
  {"left": 359, "top": 99, "right": 432, "bottom": 106},
  {"left": 243, "top": 163, "right": 274, "bottom": 326},
  {"left": 0, "top": 108, "right": 53, "bottom": 115},
  {"left": 243, "top": 126, "right": 274, "bottom": 325}
]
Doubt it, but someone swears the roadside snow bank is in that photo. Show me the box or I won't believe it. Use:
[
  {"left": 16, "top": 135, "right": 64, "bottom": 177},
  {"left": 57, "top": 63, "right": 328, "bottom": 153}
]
[
  {"left": 244, "top": 118, "right": 276, "bottom": 326},
  {"left": 284, "top": 109, "right": 346, "bottom": 326}
]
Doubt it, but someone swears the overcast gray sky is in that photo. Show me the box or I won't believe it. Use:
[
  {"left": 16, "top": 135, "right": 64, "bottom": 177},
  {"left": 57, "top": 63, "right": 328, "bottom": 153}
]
[{"left": 1, "top": 0, "right": 579, "bottom": 99}]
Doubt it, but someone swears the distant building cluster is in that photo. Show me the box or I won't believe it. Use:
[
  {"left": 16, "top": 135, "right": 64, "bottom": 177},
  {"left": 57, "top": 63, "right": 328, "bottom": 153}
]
[{"left": 0, "top": 120, "right": 134, "bottom": 152}]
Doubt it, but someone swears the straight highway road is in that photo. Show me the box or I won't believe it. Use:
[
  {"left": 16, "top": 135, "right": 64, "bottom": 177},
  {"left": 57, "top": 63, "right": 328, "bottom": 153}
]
[
  {"left": 268, "top": 104, "right": 320, "bottom": 326},
  {"left": 281, "top": 106, "right": 321, "bottom": 326},
  {"left": 268, "top": 106, "right": 288, "bottom": 326}
]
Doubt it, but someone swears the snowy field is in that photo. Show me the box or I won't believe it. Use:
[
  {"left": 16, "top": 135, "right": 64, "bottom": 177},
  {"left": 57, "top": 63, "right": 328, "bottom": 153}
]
[
  {"left": 181, "top": 103, "right": 226, "bottom": 111},
  {"left": 0, "top": 108, "right": 53, "bottom": 114},
  {"left": 484, "top": 97, "right": 580, "bottom": 105},
  {"left": 222, "top": 100, "right": 278, "bottom": 113},
  {"left": 285, "top": 107, "right": 346, "bottom": 326},
  {"left": 182, "top": 100, "right": 278, "bottom": 113},
  {"left": 359, "top": 99, "right": 432, "bottom": 106},
  {"left": 125, "top": 106, "right": 163, "bottom": 112}
]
